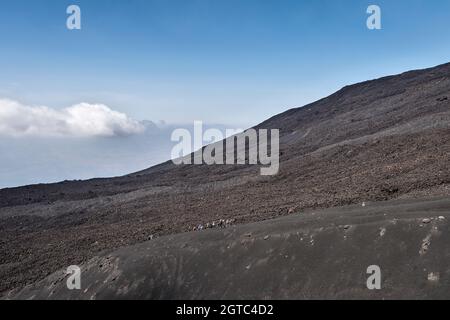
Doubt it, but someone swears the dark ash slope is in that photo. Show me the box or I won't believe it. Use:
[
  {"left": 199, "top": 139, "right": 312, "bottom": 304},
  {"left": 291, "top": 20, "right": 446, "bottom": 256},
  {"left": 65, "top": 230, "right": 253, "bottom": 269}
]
[
  {"left": 7, "top": 197, "right": 450, "bottom": 300},
  {"left": 1, "top": 62, "right": 450, "bottom": 295}
]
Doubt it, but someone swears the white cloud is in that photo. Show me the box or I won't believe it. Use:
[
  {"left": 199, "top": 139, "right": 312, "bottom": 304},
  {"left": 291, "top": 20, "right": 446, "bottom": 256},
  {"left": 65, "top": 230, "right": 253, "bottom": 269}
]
[{"left": 0, "top": 99, "right": 145, "bottom": 137}]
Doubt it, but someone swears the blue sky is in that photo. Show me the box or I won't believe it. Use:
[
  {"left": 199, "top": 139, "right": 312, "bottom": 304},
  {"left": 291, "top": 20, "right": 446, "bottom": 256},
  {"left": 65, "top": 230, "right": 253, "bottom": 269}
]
[{"left": 0, "top": 0, "right": 449, "bottom": 127}]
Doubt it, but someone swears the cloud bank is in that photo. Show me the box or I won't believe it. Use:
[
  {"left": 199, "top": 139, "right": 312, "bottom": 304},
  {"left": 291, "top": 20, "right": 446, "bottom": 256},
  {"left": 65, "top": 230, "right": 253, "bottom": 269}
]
[{"left": 0, "top": 99, "right": 145, "bottom": 137}]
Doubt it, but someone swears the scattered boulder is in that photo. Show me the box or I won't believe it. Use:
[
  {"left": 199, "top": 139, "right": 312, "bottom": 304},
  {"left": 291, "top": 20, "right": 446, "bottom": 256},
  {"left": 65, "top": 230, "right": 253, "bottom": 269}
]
[
  {"left": 428, "top": 272, "right": 440, "bottom": 282},
  {"left": 191, "top": 218, "right": 236, "bottom": 232},
  {"left": 420, "top": 235, "right": 431, "bottom": 255}
]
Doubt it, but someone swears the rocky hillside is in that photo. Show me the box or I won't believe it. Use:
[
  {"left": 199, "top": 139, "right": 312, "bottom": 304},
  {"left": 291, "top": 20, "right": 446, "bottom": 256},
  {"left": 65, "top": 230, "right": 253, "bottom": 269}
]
[
  {"left": 1, "top": 62, "right": 450, "bottom": 295},
  {"left": 7, "top": 197, "right": 450, "bottom": 299}
]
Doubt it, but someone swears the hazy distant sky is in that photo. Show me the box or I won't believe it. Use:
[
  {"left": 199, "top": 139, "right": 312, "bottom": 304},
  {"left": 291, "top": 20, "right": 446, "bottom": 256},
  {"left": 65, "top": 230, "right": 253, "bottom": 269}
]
[
  {"left": 0, "top": 0, "right": 449, "bottom": 128},
  {"left": 1, "top": 0, "right": 450, "bottom": 187}
]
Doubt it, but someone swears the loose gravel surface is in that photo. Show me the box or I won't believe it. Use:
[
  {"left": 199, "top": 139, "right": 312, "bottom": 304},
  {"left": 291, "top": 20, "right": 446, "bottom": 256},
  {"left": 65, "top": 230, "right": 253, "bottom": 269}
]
[{"left": 1, "top": 62, "right": 450, "bottom": 297}]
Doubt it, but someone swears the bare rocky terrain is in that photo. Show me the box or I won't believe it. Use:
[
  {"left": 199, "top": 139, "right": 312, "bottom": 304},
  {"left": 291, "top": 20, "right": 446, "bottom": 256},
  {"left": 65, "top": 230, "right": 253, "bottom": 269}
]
[
  {"left": 6, "top": 197, "right": 450, "bottom": 299},
  {"left": 1, "top": 62, "right": 450, "bottom": 298}
]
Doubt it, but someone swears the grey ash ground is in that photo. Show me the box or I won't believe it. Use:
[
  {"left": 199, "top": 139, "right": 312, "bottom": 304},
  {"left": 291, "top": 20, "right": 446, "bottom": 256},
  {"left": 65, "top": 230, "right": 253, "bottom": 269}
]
[
  {"left": 6, "top": 198, "right": 450, "bottom": 299},
  {"left": 1, "top": 62, "right": 450, "bottom": 299}
]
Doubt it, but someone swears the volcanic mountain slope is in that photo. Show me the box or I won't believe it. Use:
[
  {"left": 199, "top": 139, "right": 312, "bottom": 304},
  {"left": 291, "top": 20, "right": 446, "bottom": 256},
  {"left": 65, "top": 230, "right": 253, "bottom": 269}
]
[
  {"left": 1, "top": 62, "right": 450, "bottom": 295},
  {"left": 7, "top": 197, "right": 450, "bottom": 300}
]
